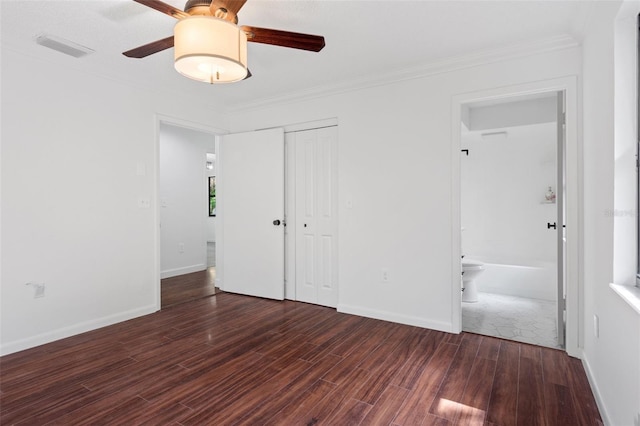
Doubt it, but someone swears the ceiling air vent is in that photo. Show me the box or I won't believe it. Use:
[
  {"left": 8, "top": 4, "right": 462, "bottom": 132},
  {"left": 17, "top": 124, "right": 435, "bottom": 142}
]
[{"left": 35, "top": 34, "right": 94, "bottom": 58}]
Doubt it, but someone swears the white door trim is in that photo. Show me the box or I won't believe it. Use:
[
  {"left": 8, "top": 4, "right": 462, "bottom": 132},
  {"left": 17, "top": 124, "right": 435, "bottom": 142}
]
[{"left": 450, "top": 76, "right": 581, "bottom": 357}]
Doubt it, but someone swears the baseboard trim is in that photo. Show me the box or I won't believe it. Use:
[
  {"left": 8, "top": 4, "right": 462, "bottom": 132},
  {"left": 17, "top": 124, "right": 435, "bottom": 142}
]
[
  {"left": 161, "top": 264, "right": 206, "bottom": 279},
  {"left": 581, "top": 353, "right": 612, "bottom": 426},
  {"left": 0, "top": 304, "right": 158, "bottom": 356},
  {"left": 337, "top": 304, "right": 453, "bottom": 333}
]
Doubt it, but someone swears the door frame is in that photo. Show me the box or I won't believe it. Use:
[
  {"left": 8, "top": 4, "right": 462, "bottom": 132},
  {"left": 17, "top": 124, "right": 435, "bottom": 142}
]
[
  {"left": 153, "top": 114, "right": 227, "bottom": 310},
  {"left": 450, "top": 76, "right": 581, "bottom": 357}
]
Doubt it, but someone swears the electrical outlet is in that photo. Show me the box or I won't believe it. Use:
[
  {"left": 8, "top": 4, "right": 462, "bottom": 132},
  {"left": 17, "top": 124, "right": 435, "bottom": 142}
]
[
  {"left": 178, "top": 243, "right": 185, "bottom": 253},
  {"left": 593, "top": 314, "right": 599, "bottom": 338},
  {"left": 34, "top": 284, "right": 45, "bottom": 298},
  {"left": 381, "top": 268, "right": 389, "bottom": 283}
]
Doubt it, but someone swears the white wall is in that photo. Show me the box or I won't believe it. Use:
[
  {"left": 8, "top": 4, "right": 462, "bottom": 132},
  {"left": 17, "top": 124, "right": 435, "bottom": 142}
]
[
  {"left": 0, "top": 48, "right": 228, "bottom": 355},
  {"left": 160, "top": 123, "right": 214, "bottom": 278},
  {"left": 461, "top": 123, "right": 557, "bottom": 265},
  {"left": 465, "top": 97, "right": 557, "bottom": 131},
  {"left": 581, "top": 2, "right": 640, "bottom": 425},
  {"left": 226, "top": 47, "right": 581, "bottom": 331},
  {"left": 461, "top": 123, "right": 558, "bottom": 300}
]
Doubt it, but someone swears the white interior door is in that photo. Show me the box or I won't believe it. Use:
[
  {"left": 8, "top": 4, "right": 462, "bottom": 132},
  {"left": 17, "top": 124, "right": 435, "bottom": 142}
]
[
  {"left": 293, "top": 126, "right": 338, "bottom": 307},
  {"left": 217, "top": 128, "right": 285, "bottom": 300}
]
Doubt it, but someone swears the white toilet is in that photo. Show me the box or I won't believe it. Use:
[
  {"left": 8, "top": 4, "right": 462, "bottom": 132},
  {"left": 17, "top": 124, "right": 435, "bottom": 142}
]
[{"left": 461, "top": 259, "right": 484, "bottom": 303}]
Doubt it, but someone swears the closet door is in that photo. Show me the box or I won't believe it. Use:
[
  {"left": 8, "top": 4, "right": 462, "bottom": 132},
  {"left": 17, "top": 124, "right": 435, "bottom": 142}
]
[{"left": 294, "top": 126, "right": 338, "bottom": 307}]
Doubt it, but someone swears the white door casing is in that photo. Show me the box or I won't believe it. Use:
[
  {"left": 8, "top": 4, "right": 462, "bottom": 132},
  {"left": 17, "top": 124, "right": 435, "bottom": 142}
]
[
  {"left": 556, "top": 91, "right": 567, "bottom": 348},
  {"left": 451, "top": 76, "right": 579, "bottom": 357},
  {"left": 217, "top": 128, "right": 285, "bottom": 300}
]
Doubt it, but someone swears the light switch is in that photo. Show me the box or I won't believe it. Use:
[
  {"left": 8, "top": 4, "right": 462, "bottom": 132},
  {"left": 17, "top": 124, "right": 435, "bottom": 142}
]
[{"left": 138, "top": 197, "right": 150, "bottom": 209}]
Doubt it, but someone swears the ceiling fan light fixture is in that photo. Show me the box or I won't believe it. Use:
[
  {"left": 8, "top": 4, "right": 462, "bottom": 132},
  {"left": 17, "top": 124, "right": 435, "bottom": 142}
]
[{"left": 174, "top": 16, "right": 247, "bottom": 84}]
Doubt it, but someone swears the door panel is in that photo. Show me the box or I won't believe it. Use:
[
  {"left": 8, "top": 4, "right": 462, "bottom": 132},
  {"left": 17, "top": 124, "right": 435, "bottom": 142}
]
[
  {"left": 218, "top": 128, "right": 284, "bottom": 300},
  {"left": 296, "top": 132, "right": 318, "bottom": 304},
  {"left": 294, "top": 126, "right": 338, "bottom": 307}
]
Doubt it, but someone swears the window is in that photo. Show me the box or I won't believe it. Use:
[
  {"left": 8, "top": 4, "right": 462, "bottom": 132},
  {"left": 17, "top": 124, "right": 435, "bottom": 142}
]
[{"left": 209, "top": 176, "right": 216, "bottom": 217}]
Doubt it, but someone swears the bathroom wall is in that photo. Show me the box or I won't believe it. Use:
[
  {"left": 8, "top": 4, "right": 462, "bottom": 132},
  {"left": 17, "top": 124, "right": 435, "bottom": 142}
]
[{"left": 461, "top": 121, "right": 558, "bottom": 300}]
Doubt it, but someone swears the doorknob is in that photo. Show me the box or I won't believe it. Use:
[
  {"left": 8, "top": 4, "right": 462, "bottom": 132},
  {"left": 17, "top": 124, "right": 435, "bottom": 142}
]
[{"left": 273, "top": 219, "right": 281, "bottom": 226}]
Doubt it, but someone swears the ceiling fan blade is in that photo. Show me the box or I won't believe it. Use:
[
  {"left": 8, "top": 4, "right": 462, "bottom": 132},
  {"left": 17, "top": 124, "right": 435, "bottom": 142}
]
[
  {"left": 123, "top": 36, "right": 174, "bottom": 58},
  {"left": 133, "top": 0, "right": 189, "bottom": 19},
  {"left": 243, "top": 69, "right": 252, "bottom": 80},
  {"left": 241, "top": 26, "right": 325, "bottom": 52}
]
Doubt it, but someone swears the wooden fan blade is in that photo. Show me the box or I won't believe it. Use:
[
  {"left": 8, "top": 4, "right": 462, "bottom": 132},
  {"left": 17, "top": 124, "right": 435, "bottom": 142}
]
[
  {"left": 123, "top": 36, "right": 174, "bottom": 58},
  {"left": 241, "top": 26, "right": 325, "bottom": 52},
  {"left": 133, "top": 0, "right": 189, "bottom": 19},
  {"left": 209, "top": 0, "right": 247, "bottom": 22}
]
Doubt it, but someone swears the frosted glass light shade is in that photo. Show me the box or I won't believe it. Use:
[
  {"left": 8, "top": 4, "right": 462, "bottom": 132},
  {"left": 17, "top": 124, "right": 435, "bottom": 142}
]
[{"left": 174, "top": 16, "right": 248, "bottom": 83}]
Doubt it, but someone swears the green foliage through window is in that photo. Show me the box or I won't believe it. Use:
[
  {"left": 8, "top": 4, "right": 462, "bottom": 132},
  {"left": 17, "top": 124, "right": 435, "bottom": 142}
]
[{"left": 209, "top": 176, "right": 216, "bottom": 217}]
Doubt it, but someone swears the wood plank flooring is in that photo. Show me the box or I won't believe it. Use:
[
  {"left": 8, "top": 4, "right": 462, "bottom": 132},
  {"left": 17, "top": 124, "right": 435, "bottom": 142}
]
[
  {"left": 0, "top": 293, "right": 602, "bottom": 425},
  {"left": 161, "top": 268, "right": 218, "bottom": 308}
]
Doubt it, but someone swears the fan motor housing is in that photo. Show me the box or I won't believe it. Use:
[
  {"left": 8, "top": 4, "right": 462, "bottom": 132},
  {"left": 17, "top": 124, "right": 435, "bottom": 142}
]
[{"left": 184, "top": 0, "right": 212, "bottom": 15}]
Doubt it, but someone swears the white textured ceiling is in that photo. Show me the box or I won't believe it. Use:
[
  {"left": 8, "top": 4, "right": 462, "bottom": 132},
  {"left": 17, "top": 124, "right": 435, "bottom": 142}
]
[{"left": 1, "top": 1, "right": 596, "bottom": 111}]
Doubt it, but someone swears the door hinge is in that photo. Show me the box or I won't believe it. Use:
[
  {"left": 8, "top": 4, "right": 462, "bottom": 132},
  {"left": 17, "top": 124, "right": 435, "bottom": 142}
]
[{"left": 562, "top": 298, "right": 567, "bottom": 310}]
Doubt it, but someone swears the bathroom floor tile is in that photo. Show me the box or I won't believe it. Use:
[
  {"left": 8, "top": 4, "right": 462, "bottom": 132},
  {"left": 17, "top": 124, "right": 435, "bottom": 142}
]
[{"left": 462, "top": 292, "right": 561, "bottom": 349}]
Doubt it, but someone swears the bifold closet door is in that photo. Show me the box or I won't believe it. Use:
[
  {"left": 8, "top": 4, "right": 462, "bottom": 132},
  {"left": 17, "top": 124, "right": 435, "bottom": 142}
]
[{"left": 294, "top": 126, "right": 338, "bottom": 308}]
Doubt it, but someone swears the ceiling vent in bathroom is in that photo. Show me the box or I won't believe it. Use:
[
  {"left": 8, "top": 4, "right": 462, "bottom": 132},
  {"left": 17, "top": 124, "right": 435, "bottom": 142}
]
[
  {"left": 480, "top": 131, "right": 508, "bottom": 141},
  {"left": 35, "top": 33, "right": 95, "bottom": 58}
]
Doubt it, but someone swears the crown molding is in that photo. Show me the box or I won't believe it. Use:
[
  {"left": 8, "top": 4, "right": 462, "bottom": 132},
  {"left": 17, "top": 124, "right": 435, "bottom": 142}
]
[{"left": 225, "top": 34, "right": 579, "bottom": 114}]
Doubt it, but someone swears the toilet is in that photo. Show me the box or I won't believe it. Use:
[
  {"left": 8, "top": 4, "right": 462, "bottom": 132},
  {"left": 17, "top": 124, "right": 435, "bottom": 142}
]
[{"left": 461, "top": 259, "right": 484, "bottom": 303}]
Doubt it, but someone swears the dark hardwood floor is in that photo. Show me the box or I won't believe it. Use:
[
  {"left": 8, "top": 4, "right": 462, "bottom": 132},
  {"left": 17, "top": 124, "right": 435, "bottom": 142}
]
[
  {"left": 161, "top": 268, "right": 218, "bottom": 308},
  {"left": 0, "top": 293, "right": 602, "bottom": 425}
]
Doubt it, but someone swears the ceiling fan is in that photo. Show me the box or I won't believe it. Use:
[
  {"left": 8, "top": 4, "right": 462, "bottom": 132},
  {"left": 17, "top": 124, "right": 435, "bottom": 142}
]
[{"left": 123, "top": 0, "right": 326, "bottom": 83}]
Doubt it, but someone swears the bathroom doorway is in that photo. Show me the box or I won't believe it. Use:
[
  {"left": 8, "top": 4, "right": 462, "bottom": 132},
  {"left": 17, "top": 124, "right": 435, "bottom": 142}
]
[{"left": 459, "top": 91, "right": 566, "bottom": 349}]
